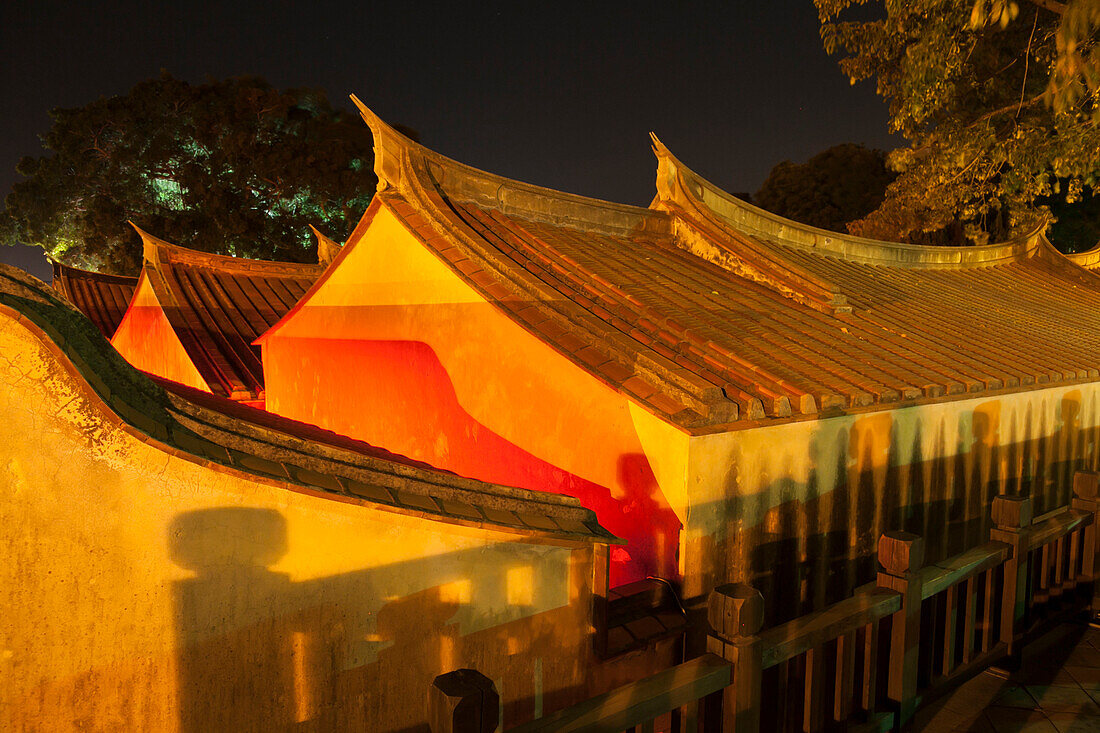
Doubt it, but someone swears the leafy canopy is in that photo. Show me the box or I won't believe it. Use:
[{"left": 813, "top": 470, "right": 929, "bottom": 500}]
[
  {"left": 815, "top": 0, "right": 1100, "bottom": 247},
  {"left": 754, "top": 144, "right": 895, "bottom": 234},
  {"left": 0, "top": 73, "right": 377, "bottom": 273}
]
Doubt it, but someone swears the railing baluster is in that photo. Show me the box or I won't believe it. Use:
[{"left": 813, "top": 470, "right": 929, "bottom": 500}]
[
  {"left": 941, "top": 585, "right": 958, "bottom": 677},
  {"left": 833, "top": 632, "right": 856, "bottom": 723},
  {"left": 700, "top": 690, "right": 723, "bottom": 732},
  {"left": 859, "top": 620, "right": 879, "bottom": 715},
  {"left": 1053, "top": 535, "right": 1066, "bottom": 599},
  {"left": 680, "top": 700, "right": 697, "bottom": 733},
  {"left": 492, "top": 482, "right": 1099, "bottom": 733},
  {"left": 775, "top": 659, "right": 791, "bottom": 733},
  {"left": 1038, "top": 542, "right": 1052, "bottom": 605},
  {"left": 803, "top": 647, "right": 825, "bottom": 733},
  {"left": 962, "top": 575, "right": 977, "bottom": 664},
  {"left": 1066, "top": 529, "right": 1081, "bottom": 593},
  {"left": 981, "top": 568, "right": 995, "bottom": 653}
]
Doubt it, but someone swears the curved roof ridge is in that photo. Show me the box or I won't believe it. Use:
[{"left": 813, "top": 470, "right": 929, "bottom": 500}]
[
  {"left": 309, "top": 224, "right": 343, "bottom": 265},
  {"left": 649, "top": 134, "right": 1045, "bottom": 269},
  {"left": 53, "top": 261, "right": 138, "bottom": 287},
  {"left": 350, "top": 96, "right": 669, "bottom": 237},
  {"left": 1064, "top": 239, "right": 1100, "bottom": 270},
  {"left": 129, "top": 222, "right": 323, "bottom": 277}
]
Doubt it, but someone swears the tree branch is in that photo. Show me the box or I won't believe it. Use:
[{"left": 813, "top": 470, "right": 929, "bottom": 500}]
[
  {"left": 1018, "top": 9, "right": 1040, "bottom": 118},
  {"left": 968, "top": 90, "right": 1047, "bottom": 128},
  {"left": 1023, "top": 0, "right": 1067, "bottom": 15}
]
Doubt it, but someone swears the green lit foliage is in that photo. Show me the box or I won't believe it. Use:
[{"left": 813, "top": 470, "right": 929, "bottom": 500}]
[
  {"left": 815, "top": 0, "right": 1100, "bottom": 247},
  {"left": 754, "top": 144, "right": 896, "bottom": 234},
  {"left": 0, "top": 73, "right": 377, "bottom": 273}
]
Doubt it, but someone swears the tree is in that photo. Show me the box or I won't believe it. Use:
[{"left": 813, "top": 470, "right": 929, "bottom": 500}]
[
  {"left": 754, "top": 144, "right": 895, "bottom": 234},
  {"left": 0, "top": 73, "right": 377, "bottom": 274},
  {"left": 815, "top": 0, "right": 1100, "bottom": 246}
]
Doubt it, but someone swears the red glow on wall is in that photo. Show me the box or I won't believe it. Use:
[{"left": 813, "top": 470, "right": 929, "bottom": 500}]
[{"left": 265, "top": 337, "right": 680, "bottom": 586}]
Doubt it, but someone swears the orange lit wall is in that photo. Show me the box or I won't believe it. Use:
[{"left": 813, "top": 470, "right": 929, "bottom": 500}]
[
  {"left": 0, "top": 305, "right": 617, "bottom": 731},
  {"left": 112, "top": 274, "right": 209, "bottom": 393},
  {"left": 261, "top": 204, "right": 687, "bottom": 586}
]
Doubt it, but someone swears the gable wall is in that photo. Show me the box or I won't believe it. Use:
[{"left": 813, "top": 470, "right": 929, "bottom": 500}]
[
  {"left": 111, "top": 274, "right": 209, "bottom": 393},
  {"left": 262, "top": 204, "right": 690, "bottom": 586},
  {"left": 0, "top": 309, "right": 598, "bottom": 732}
]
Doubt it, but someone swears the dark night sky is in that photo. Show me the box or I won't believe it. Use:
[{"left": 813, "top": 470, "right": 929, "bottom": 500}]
[{"left": 0, "top": 1, "right": 900, "bottom": 281}]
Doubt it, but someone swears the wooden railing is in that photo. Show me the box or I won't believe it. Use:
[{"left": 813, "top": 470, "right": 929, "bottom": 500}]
[{"left": 428, "top": 471, "right": 1100, "bottom": 733}]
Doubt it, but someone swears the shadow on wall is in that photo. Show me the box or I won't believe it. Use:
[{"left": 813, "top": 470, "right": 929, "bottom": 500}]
[
  {"left": 266, "top": 337, "right": 682, "bottom": 586},
  {"left": 168, "top": 507, "right": 596, "bottom": 732},
  {"left": 686, "top": 391, "right": 1098, "bottom": 628}
]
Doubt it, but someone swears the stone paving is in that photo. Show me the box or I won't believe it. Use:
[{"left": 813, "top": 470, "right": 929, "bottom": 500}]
[{"left": 914, "top": 621, "right": 1100, "bottom": 732}]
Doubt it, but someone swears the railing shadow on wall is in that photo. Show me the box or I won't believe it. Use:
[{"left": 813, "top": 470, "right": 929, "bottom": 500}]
[
  {"left": 680, "top": 389, "right": 1094, "bottom": 639},
  {"left": 168, "top": 507, "right": 585, "bottom": 733},
  {"left": 431, "top": 470, "right": 1100, "bottom": 733}
]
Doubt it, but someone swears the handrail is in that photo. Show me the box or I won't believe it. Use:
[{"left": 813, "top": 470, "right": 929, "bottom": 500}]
[
  {"left": 920, "top": 541, "right": 1009, "bottom": 600},
  {"left": 1029, "top": 507, "right": 1090, "bottom": 550},
  {"left": 759, "top": 587, "right": 900, "bottom": 669}
]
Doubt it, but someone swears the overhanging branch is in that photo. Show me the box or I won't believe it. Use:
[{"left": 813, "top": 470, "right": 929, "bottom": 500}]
[{"left": 1024, "top": 0, "right": 1068, "bottom": 15}]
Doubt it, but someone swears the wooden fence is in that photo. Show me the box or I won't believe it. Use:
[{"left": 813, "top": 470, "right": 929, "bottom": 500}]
[{"left": 429, "top": 471, "right": 1100, "bottom": 733}]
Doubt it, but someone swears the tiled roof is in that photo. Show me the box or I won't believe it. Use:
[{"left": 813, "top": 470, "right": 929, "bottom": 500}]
[
  {"left": 339, "top": 99, "right": 1100, "bottom": 432},
  {"left": 603, "top": 578, "right": 687, "bottom": 658},
  {"left": 0, "top": 262, "right": 617, "bottom": 545},
  {"left": 52, "top": 262, "right": 137, "bottom": 338},
  {"left": 133, "top": 226, "right": 323, "bottom": 401}
]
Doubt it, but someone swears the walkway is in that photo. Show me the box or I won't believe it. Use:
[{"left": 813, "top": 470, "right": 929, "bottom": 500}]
[{"left": 915, "top": 621, "right": 1100, "bottom": 732}]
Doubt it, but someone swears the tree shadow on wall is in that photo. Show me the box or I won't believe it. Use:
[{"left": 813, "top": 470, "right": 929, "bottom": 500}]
[{"left": 170, "top": 508, "right": 299, "bottom": 732}]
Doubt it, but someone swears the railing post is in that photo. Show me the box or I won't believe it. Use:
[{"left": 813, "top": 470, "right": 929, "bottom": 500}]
[
  {"left": 429, "top": 669, "right": 499, "bottom": 733},
  {"left": 876, "top": 530, "right": 924, "bottom": 728},
  {"left": 706, "top": 582, "right": 764, "bottom": 733},
  {"left": 1072, "top": 470, "right": 1100, "bottom": 615},
  {"left": 990, "top": 495, "right": 1033, "bottom": 658}
]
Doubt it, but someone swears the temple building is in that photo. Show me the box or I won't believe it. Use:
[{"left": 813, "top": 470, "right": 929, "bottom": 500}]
[
  {"left": 14, "top": 96, "right": 1100, "bottom": 730},
  {"left": 259, "top": 100, "right": 1100, "bottom": 616},
  {"left": 110, "top": 226, "right": 323, "bottom": 406}
]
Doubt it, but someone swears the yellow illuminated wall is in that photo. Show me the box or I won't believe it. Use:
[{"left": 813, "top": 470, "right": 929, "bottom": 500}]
[
  {"left": 0, "top": 308, "right": 602, "bottom": 731},
  {"left": 682, "top": 387, "right": 1100, "bottom": 624}
]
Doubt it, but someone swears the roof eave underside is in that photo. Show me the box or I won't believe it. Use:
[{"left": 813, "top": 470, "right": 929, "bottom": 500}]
[
  {"left": 52, "top": 263, "right": 138, "bottom": 338},
  {"left": 139, "top": 236, "right": 322, "bottom": 401}
]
